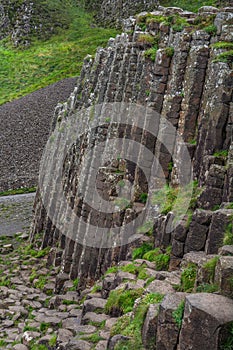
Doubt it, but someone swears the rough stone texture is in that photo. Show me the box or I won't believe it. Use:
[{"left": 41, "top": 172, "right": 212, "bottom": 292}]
[
  {"left": 107, "top": 334, "right": 130, "bottom": 350},
  {"left": 219, "top": 245, "right": 233, "bottom": 256},
  {"left": 0, "top": 0, "right": 70, "bottom": 46},
  {"left": 184, "top": 210, "right": 212, "bottom": 253},
  {"left": 95, "top": 0, "right": 159, "bottom": 28},
  {"left": 178, "top": 293, "right": 233, "bottom": 350},
  {"left": 215, "top": 256, "right": 233, "bottom": 297},
  {"left": 156, "top": 293, "right": 186, "bottom": 350},
  {"left": 205, "top": 209, "right": 233, "bottom": 254},
  {"left": 142, "top": 303, "right": 159, "bottom": 350},
  {"left": 0, "top": 193, "right": 35, "bottom": 236},
  {"left": 30, "top": 6, "right": 233, "bottom": 288},
  {"left": 0, "top": 78, "right": 77, "bottom": 192}
]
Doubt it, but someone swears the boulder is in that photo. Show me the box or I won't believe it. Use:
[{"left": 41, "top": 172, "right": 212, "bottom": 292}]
[
  {"left": 156, "top": 293, "right": 186, "bottom": 350},
  {"left": 83, "top": 298, "right": 107, "bottom": 314},
  {"left": 178, "top": 293, "right": 233, "bottom": 350}
]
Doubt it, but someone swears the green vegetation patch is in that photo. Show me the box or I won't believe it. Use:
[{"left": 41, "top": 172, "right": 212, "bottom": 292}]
[
  {"left": 212, "top": 42, "right": 233, "bottom": 50},
  {"left": 105, "top": 288, "right": 144, "bottom": 315},
  {"left": 120, "top": 263, "right": 150, "bottom": 280},
  {"left": 179, "top": 263, "right": 197, "bottom": 292},
  {"left": 144, "top": 46, "right": 158, "bottom": 62},
  {"left": 152, "top": 180, "right": 202, "bottom": 217},
  {"left": 160, "top": 0, "right": 217, "bottom": 13},
  {"left": 196, "top": 283, "right": 219, "bottom": 293},
  {"left": 213, "top": 50, "right": 233, "bottom": 64},
  {"left": 0, "top": 5, "right": 119, "bottom": 105},
  {"left": 0, "top": 187, "right": 36, "bottom": 196},
  {"left": 214, "top": 150, "right": 229, "bottom": 158},
  {"left": 202, "top": 256, "right": 219, "bottom": 283},
  {"left": 220, "top": 321, "right": 233, "bottom": 350},
  {"left": 81, "top": 332, "right": 105, "bottom": 344},
  {"left": 224, "top": 222, "right": 233, "bottom": 246},
  {"left": 132, "top": 242, "right": 154, "bottom": 260},
  {"left": 111, "top": 292, "right": 164, "bottom": 350},
  {"left": 172, "top": 300, "right": 185, "bottom": 329}
]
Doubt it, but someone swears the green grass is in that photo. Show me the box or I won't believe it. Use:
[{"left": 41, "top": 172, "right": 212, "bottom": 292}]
[
  {"left": 143, "top": 250, "right": 170, "bottom": 270},
  {"left": 196, "top": 283, "right": 219, "bottom": 293},
  {"left": 212, "top": 42, "right": 233, "bottom": 50},
  {"left": 172, "top": 300, "right": 185, "bottom": 329},
  {"left": 68, "top": 278, "right": 80, "bottom": 291},
  {"left": 0, "top": 187, "right": 36, "bottom": 196},
  {"left": 132, "top": 243, "right": 154, "bottom": 260},
  {"left": 214, "top": 150, "right": 229, "bottom": 158},
  {"left": 120, "top": 263, "right": 150, "bottom": 280},
  {"left": 144, "top": 46, "right": 158, "bottom": 62},
  {"left": 224, "top": 222, "right": 233, "bottom": 245},
  {"left": 111, "top": 293, "right": 164, "bottom": 350},
  {"left": 49, "top": 334, "right": 57, "bottom": 347},
  {"left": 105, "top": 288, "right": 144, "bottom": 315},
  {"left": 179, "top": 263, "right": 197, "bottom": 292},
  {"left": 160, "top": 0, "right": 217, "bottom": 12},
  {"left": 81, "top": 333, "right": 105, "bottom": 344},
  {"left": 0, "top": 5, "right": 119, "bottom": 105},
  {"left": 203, "top": 257, "right": 219, "bottom": 283},
  {"left": 213, "top": 50, "right": 233, "bottom": 64},
  {"left": 0, "top": 340, "right": 7, "bottom": 346},
  {"left": 220, "top": 322, "right": 233, "bottom": 350}
]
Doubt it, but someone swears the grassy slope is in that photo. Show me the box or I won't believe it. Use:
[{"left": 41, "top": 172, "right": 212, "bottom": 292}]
[
  {"left": 160, "top": 0, "right": 217, "bottom": 12},
  {"left": 0, "top": 5, "right": 119, "bottom": 105}
]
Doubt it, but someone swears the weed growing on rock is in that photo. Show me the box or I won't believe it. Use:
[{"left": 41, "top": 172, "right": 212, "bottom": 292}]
[
  {"left": 121, "top": 263, "right": 150, "bottom": 280},
  {"left": 81, "top": 332, "right": 105, "bottom": 344},
  {"left": 144, "top": 46, "right": 158, "bottom": 62},
  {"left": 105, "top": 288, "right": 144, "bottom": 315},
  {"left": 111, "top": 292, "right": 164, "bottom": 349},
  {"left": 179, "top": 263, "right": 197, "bottom": 292},
  {"left": 212, "top": 42, "right": 233, "bottom": 50},
  {"left": 224, "top": 222, "right": 233, "bottom": 245},
  {"left": 132, "top": 242, "right": 154, "bottom": 260},
  {"left": 172, "top": 300, "right": 185, "bottom": 329},
  {"left": 214, "top": 150, "right": 229, "bottom": 158},
  {"left": 220, "top": 321, "right": 233, "bottom": 350},
  {"left": 203, "top": 24, "right": 217, "bottom": 35},
  {"left": 137, "top": 34, "right": 156, "bottom": 46},
  {"left": 196, "top": 283, "right": 219, "bottom": 293},
  {"left": 213, "top": 51, "right": 233, "bottom": 64},
  {"left": 203, "top": 256, "right": 219, "bottom": 283}
]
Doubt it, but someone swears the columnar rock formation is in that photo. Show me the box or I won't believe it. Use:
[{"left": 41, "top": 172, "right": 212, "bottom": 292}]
[
  {"left": 94, "top": 0, "right": 159, "bottom": 28},
  {"left": 31, "top": 5, "right": 233, "bottom": 280},
  {"left": 0, "top": 0, "right": 70, "bottom": 46},
  {"left": 30, "top": 5, "right": 233, "bottom": 348}
]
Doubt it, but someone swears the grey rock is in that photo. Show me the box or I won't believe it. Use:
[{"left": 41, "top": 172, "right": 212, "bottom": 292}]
[
  {"left": 178, "top": 293, "right": 233, "bottom": 350},
  {"left": 215, "top": 256, "right": 233, "bottom": 297},
  {"left": 142, "top": 304, "right": 160, "bottom": 349},
  {"left": 82, "top": 312, "right": 109, "bottom": 325},
  {"left": 83, "top": 298, "right": 107, "bottom": 314},
  {"left": 57, "top": 328, "right": 74, "bottom": 343},
  {"left": 107, "top": 335, "right": 130, "bottom": 350},
  {"left": 65, "top": 340, "right": 92, "bottom": 350},
  {"left": 146, "top": 280, "right": 175, "bottom": 294}
]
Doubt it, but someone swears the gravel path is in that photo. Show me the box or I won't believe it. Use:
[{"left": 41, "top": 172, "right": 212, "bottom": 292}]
[
  {"left": 0, "top": 193, "right": 35, "bottom": 236},
  {"left": 0, "top": 77, "right": 77, "bottom": 192}
]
